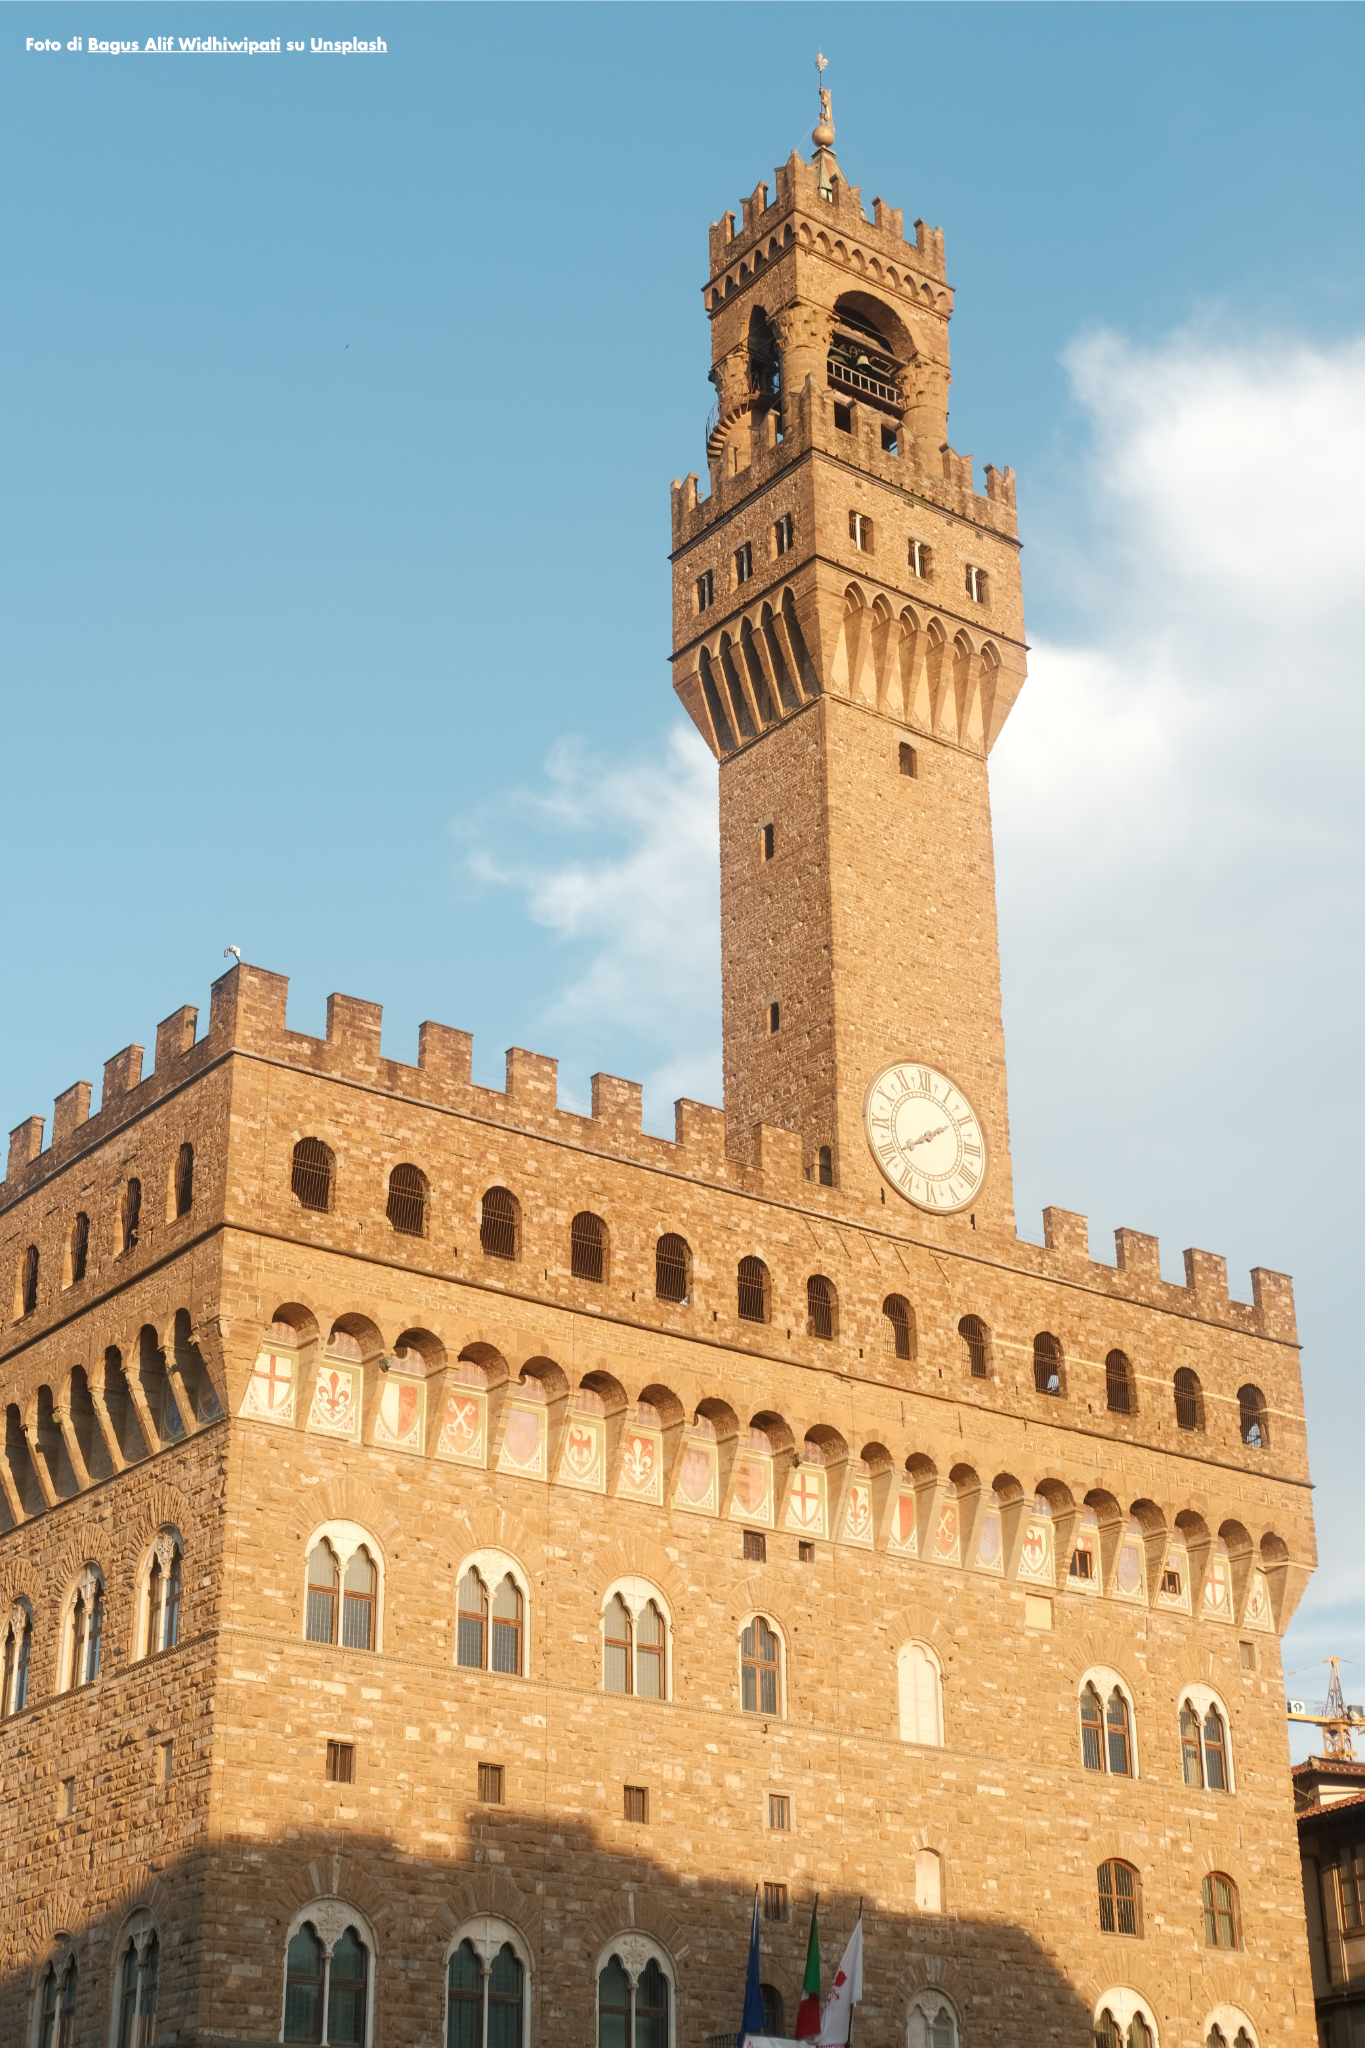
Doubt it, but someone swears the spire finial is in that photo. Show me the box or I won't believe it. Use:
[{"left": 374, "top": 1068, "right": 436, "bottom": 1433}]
[{"left": 813, "top": 51, "right": 835, "bottom": 151}]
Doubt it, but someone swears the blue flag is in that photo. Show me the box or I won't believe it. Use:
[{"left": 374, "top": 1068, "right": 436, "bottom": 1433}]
[{"left": 740, "top": 1886, "right": 767, "bottom": 2044}]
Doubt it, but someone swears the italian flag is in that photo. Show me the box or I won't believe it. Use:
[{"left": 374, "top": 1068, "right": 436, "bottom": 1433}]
[{"left": 794, "top": 1899, "right": 821, "bottom": 2038}]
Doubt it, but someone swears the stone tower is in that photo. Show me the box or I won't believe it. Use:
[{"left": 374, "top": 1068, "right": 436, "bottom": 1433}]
[{"left": 671, "top": 92, "right": 1026, "bottom": 1238}]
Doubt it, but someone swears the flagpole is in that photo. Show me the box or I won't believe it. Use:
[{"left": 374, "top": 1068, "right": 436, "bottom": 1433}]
[{"left": 847, "top": 1899, "right": 863, "bottom": 2048}]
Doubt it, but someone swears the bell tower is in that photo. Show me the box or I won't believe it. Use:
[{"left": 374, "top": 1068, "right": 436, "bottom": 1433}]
[{"left": 670, "top": 84, "right": 1029, "bottom": 1240}]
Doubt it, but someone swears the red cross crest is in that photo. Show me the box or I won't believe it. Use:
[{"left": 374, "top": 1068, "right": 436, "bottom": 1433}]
[
  {"left": 254, "top": 1352, "right": 292, "bottom": 1413},
  {"left": 789, "top": 1468, "right": 822, "bottom": 1528}
]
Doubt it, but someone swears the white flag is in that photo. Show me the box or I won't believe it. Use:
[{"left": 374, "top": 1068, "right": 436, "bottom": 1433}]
[{"left": 816, "top": 1915, "right": 863, "bottom": 2045}]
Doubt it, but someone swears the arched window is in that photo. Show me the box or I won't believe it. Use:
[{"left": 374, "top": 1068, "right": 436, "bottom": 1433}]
[
  {"left": 807, "top": 1274, "right": 836, "bottom": 1340},
  {"left": 1080, "top": 1684, "right": 1104, "bottom": 1771},
  {"left": 898, "top": 1641, "right": 944, "bottom": 1746},
  {"left": 1238, "top": 1386, "right": 1269, "bottom": 1448},
  {"left": 457, "top": 1562, "right": 525, "bottom": 1676},
  {"left": 36, "top": 1953, "right": 76, "bottom": 2048},
  {"left": 386, "top": 1163, "right": 428, "bottom": 1237},
  {"left": 447, "top": 1936, "right": 526, "bottom": 2048},
  {"left": 761, "top": 1984, "right": 786, "bottom": 2034},
  {"left": 19, "top": 1244, "right": 38, "bottom": 1316},
  {"left": 66, "top": 1570, "right": 103, "bottom": 1690},
  {"left": 882, "top": 1294, "right": 915, "bottom": 1360},
  {"left": 654, "top": 1234, "right": 690, "bottom": 1305},
  {"left": 122, "top": 1179, "right": 142, "bottom": 1253},
  {"left": 1097, "top": 1860, "right": 1143, "bottom": 1936},
  {"left": 570, "top": 1212, "right": 607, "bottom": 1283},
  {"left": 914, "top": 1847, "right": 943, "bottom": 1912},
  {"left": 173, "top": 1143, "right": 194, "bottom": 1218},
  {"left": 1180, "top": 1695, "right": 1232, "bottom": 1791},
  {"left": 958, "top": 1315, "right": 989, "bottom": 1378},
  {"left": 303, "top": 1527, "right": 382, "bottom": 1652},
  {"left": 1174, "top": 1368, "right": 1204, "bottom": 1431},
  {"left": 1097, "top": 2006, "right": 1159, "bottom": 2048},
  {"left": 602, "top": 1587, "right": 667, "bottom": 1700},
  {"left": 1106, "top": 1689, "right": 1133, "bottom": 1776},
  {"left": 1202, "top": 1872, "right": 1241, "bottom": 1948},
  {"left": 144, "top": 1534, "right": 184, "bottom": 1657},
  {"left": 908, "top": 1993, "right": 958, "bottom": 2048},
  {"left": 1033, "top": 1332, "right": 1063, "bottom": 1395},
  {"left": 116, "top": 1929, "right": 158, "bottom": 2048},
  {"left": 817, "top": 1146, "right": 834, "bottom": 1186},
  {"left": 2, "top": 1604, "right": 31, "bottom": 1716},
  {"left": 282, "top": 1914, "right": 371, "bottom": 2045},
  {"left": 1079, "top": 1673, "right": 1137, "bottom": 1776},
  {"left": 737, "top": 1256, "right": 770, "bottom": 1324},
  {"left": 69, "top": 1213, "right": 89, "bottom": 1286},
  {"left": 741, "top": 1617, "right": 780, "bottom": 1715},
  {"left": 597, "top": 1947, "right": 672, "bottom": 2048},
  {"left": 479, "top": 1187, "right": 518, "bottom": 1261},
  {"left": 1105, "top": 1350, "right": 1134, "bottom": 1414},
  {"left": 291, "top": 1139, "right": 334, "bottom": 1214}
]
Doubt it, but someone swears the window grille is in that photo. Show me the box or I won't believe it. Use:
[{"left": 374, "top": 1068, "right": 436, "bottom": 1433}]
[
  {"left": 1105, "top": 1689, "right": 1133, "bottom": 1776},
  {"left": 624, "top": 1783, "right": 649, "bottom": 1823},
  {"left": 1033, "top": 1331, "right": 1063, "bottom": 1395},
  {"left": 283, "top": 1925, "right": 322, "bottom": 2044},
  {"left": 19, "top": 1244, "right": 38, "bottom": 1316},
  {"left": 737, "top": 1256, "right": 769, "bottom": 1324},
  {"left": 1173, "top": 1368, "right": 1203, "bottom": 1431},
  {"left": 882, "top": 1294, "right": 915, "bottom": 1360},
  {"left": 326, "top": 1740, "right": 355, "bottom": 1785},
  {"left": 122, "top": 1179, "right": 141, "bottom": 1253},
  {"left": 341, "top": 1549, "right": 376, "bottom": 1650},
  {"left": 458, "top": 1569, "right": 488, "bottom": 1668},
  {"left": 478, "top": 1761, "right": 505, "bottom": 1804},
  {"left": 1202, "top": 1872, "right": 1239, "bottom": 1948},
  {"left": 491, "top": 1574, "right": 522, "bottom": 1674},
  {"left": 69, "top": 1582, "right": 103, "bottom": 1689},
  {"left": 762, "top": 1985, "right": 786, "bottom": 2035},
  {"left": 118, "top": 1932, "right": 159, "bottom": 2048},
  {"left": 174, "top": 1142, "right": 194, "bottom": 1217},
  {"left": 743, "top": 1530, "right": 767, "bottom": 1564},
  {"left": 762, "top": 1883, "right": 789, "bottom": 1923},
  {"left": 1338, "top": 1842, "right": 1365, "bottom": 1928},
  {"left": 807, "top": 1274, "right": 835, "bottom": 1340},
  {"left": 1096, "top": 1859, "right": 1141, "bottom": 1936},
  {"left": 763, "top": 821, "right": 775, "bottom": 859},
  {"left": 1080, "top": 1686, "right": 1104, "bottom": 1771},
  {"left": 908, "top": 538, "right": 933, "bottom": 579},
  {"left": 768, "top": 1794, "right": 790, "bottom": 1830},
  {"left": 848, "top": 509, "right": 874, "bottom": 551},
  {"left": 635, "top": 1601, "right": 664, "bottom": 1699},
  {"left": 383, "top": 1162, "right": 426, "bottom": 1237},
  {"left": 1202, "top": 1705, "right": 1228, "bottom": 1790},
  {"left": 697, "top": 568, "right": 714, "bottom": 611},
  {"left": 775, "top": 512, "right": 793, "bottom": 555},
  {"left": 306, "top": 1543, "right": 339, "bottom": 1645},
  {"left": 70, "top": 1212, "right": 89, "bottom": 1285},
  {"left": 327, "top": 1928, "right": 367, "bottom": 2047},
  {"left": 1180, "top": 1702, "right": 1204, "bottom": 1786},
  {"left": 604, "top": 1593, "right": 632, "bottom": 1694},
  {"left": 655, "top": 1233, "right": 689, "bottom": 1304},
  {"left": 899, "top": 741, "right": 918, "bottom": 778},
  {"left": 817, "top": 1145, "right": 834, "bottom": 1186},
  {"left": 768, "top": 1001, "right": 780, "bottom": 1034},
  {"left": 447, "top": 1941, "right": 480, "bottom": 2042},
  {"left": 958, "top": 1315, "right": 989, "bottom": 1378},
  {"left": 480, "top": 1185, "right": 517, "bottom": 1260},
  {"left": 1105, "top": 1350, "right": 1133, "bottom": 1414},
  {"left": 570, "top": 1211, "right": 606, "bottom": 1283},
  {"left": 735, "top": 540, "right": 753, "bottom": 583},
  {"left": 1238, "top": 1385, "right": 1268, "bottom": 1447},
  {"left": 37, "top": 1957, "right": 78, "bottom": 2048},
  {"left": 798, "top": 1540, "right": 815, "bottom": 1564},
  {"left": 291, "top": 1138, "right": 333, "bottom": 1214},
  {"left": 742, "top": 1616, "right": 779, "bottom": 1715}
]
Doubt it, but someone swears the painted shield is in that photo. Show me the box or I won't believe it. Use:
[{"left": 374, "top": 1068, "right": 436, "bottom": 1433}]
[
  {"left": 377, "top": 1379, "right": 422, "bottom": 1450},
  {"left": 675, "top": 1443, "right": 715, "bottom": 1510},
  {"left": 309, "top": 1366, "right": 357, "bottom": 1436},
  {"left": 501, "top": 1406, "right": 542, "bottom": 1471},
  {"left": 932, "top": 1500, "right": 959, "bottom": 1560},
  {"left": 438, "top": 1391, "right": 485, "bottom": 1463},
  {"left": 844, "top": 1482, "right": 872, "bottom": 1545},
  {"left": 618, "top": 1431, "right": 659, "bottom": 1499}
]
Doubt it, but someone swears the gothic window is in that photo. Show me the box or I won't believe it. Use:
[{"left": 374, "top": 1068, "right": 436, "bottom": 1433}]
[
  {"left": 447, "top": 1936, "right": 526, "bottom": 2048},
  {"left": 741, "top": 1617, "right": 780, "bottom": 1716},
  {"left": 655, "top": 1234, "right": 690, "bottom": 1305},
  {"left": 898, "top": 1641, "right": 944, "bottom": 1746},
  {"left": 570, "top": 1212, "right": 607, "bottom": 1283},
  {"left": 37, "top": 1954, "right": 77, "bottom": 2048},
  {"left": 69, "top": 1212, "right": 89, "bottom": 1286},
  {"left": 737, "top": 1256, "right": 770, "bottom": 1324},
  {"left": 908, "top": 538, "right": 933, "bottom": 579},
  {"left": 291, "top": 1138, "right": 334, "bottom": 1213},
  {"left": 66, "top": 1570, "right": 104, "bottom": 1690},
  {"left": 458, "top": 1569, "right": 487, "bottom": 1669},
  {"left": 915, "top": 1848, "right": 943, "bottom": 1912},
  {"left": 807, "top": 1274, "right": 836, "bottom": 1340},
  {"left": 1080, "top": 1684, "right": 1104, "bottom": 1771},
  {"left": 1033, "top": 1331, "right": 1063, "bottom": 1395},
  {"left": 882, "top": 1293, "right": 916, "bottom": 1360},
  {"left": 1106, "top": 1690, "right": 1133, "bottom": 1776},
  {"left": 306, "top": 1543, "right": 339, "bottom": 1645},
  {"left": 1180, "top": 1696, "right": 1232, "bottom": 1791},
  {"left": 479, "top": 1186, "right": 518, "bottom": 1261},
  {"left": 1096, "top": 2007, "right": 1158, "bottom": 2048},
  {"left": 284, "top": 1925, "right": 323, "bottom": 2042},
  {"left": 597, "top": 1950, "right": 671, "bottom": 2048},
  {"left": 283, "top": 1914, "right": 371, "bottom": 2046},
  {"left": 1174, "top": 1368, "right": 1204, "bottom": 1431},
  {"left": 602, "top": 1590, "right": 667, "bottom": 1700},
  {"left": 958, "top": 1315, "right": 989, "bottom": 1378},
  {"left": 18, "top": 1243, "right": 38, "bottom": 1316},
  {"left": 817, "top": 1145, "right": 834, "bottom": 1186},
  {"left": 1202, "top": 1705, "right": 1228, "bottom": 1790},
  {"left": 1105, "top": 1350, "right": 1134, "bottom": 1414},
  {"left": 1237, "top": 1385, "right": 1269, "bottom": 1448},
  {"left": 173, "top": 1143, "right": 194, "bottom": 1218},
  {"left": 342, "top": 1550, "right": 377, "bottom": 1651},
  {"left": 1080, "top": 1675, "right": 1136, "bottom": 1776},
  {"left": 1202, "top": 1872, "right": 1241, "bottom": 1948},
  {"left": 144, "top": 1534, "right": 184, "bottom": 1657},
  {"left": 1336, "top": 1842, "right": 1365, "bottom": 1928},
  {"left": 116, "top": 1929, "right": 158, "bottom": 2048},
  {"left": 1097, "top": 1860, "right": 1142, "bottom": 1936},
  {"left": 908, "top": 1994, "right": 958, "bottom": 2048},
  {"left": 2, "top": 1604, "right": 32, "bottom": 1715},
  {"left": 457, "top": 1565, "right": 524, "bottom": 1677},
  {"left": 386, "top": 1163, "right": 428, "bottom": 1237},
  {"left": 304, "top": 1530, "right": 381, "bottom": 1652},
  {"left": 122, "top": 1178, "right": 142, "bottom": 1253}
]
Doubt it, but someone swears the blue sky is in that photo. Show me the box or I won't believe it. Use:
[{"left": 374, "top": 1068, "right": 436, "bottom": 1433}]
[{"left": 4, "top": 3, "right": 1363, "bottom": 1749}]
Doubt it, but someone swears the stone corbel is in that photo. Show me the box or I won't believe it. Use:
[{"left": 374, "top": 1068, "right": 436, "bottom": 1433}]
[
  {"left": 0, "top": 1449, "right": 28, "bottom": 1527},
  {"left": 87, "top": 1387, "right": 127, "bottom": 1474},
  {"left": 307, "top": 1902, "right": 355, "bottom": 1959},
  {"left": 21, "top": 1424, "right": 58, "bottom": 1511},
  {"left": 612, "top": 1936, "right": 656, "bottom": 1991},
  {"left": 53, "top": 1407, "right": 90, "bottom": 1493},
  {"left": 165, "top": 1362, "right": 200, "bottom": 1439}
]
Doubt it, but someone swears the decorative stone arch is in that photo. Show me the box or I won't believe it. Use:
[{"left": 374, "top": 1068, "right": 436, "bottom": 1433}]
[
  {"left": 442, "top": 1914, "right": 534, "bottom": 2048},
  {"left": 592, "top": 1932, "right": 678, "bottom": 2048},
  {"left": 599, "top": 1574, "right": 675, "bottom": 1701},
  {"left": 439, "top": 1870, "right": 540, "bottom": 1945},
  {"left": 302, "top": 1520, "right": 387, "bottom": 1653},
  {"left": 1075, "top": 1660, "right": 1142, "bottom": 1777},
  {"left": 126, "top": 1482, "right": 191, "bottom": 1563},
  {"left": 267, "top": 1300, "right": 322, "bottom": 1348},
  {"left": 588, "top": 1537, "right": 687, "bottom": 1614},
  {"left": 279, "top": 1898, "right": 378, "bottom": 2048},
  {"left": 105, "top": 1903, "right": 163, "bottom": 2048},
  {"left": 907, "top": 1983, "right": 962, "bottom": 2048},
  {"left": 299, "top": 1477, "right": 403, "bottom": 1559},
  {"left": 450, "top": 1503, "right": 549, "bottom": 1587}
]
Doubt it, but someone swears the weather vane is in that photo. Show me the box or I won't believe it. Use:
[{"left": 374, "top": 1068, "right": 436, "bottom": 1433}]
[{"left": 813, "top": 50, "right": 835, "bottom": 151}]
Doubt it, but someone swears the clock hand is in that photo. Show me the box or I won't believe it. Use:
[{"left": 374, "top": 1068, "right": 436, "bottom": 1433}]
[{"left": 905, "top": 1123, "right": 951, "bottom": 1152}]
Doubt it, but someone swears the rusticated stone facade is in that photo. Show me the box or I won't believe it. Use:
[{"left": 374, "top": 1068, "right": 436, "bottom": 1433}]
[{"left": 0, "top": 95, "right": 1315, "bottom": 2048}]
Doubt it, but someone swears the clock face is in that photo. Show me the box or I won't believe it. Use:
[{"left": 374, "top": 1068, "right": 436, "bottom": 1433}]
[{"left": 863, "top": 1061, "right": 987, "bottom": 1214}]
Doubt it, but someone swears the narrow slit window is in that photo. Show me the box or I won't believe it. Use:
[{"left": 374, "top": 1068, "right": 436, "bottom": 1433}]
[
  {"left": 763, "top": 821, "right": 775, "bottom": 860},
  {"left": 735, "top": 540, "right": 753, "bottom": 584},
  {"left": 763, "top": 1882, "right": 789, "bottom": 1923},
  {"left": 833, "top": 402, "right": 852, "bottom": 432},
  {"left": 768, "top": 1001, "right": 780, "bottom": 1034},
  {"left": 173, "top": 1142, "right": 194, "bottom": 1217},
  {"left": 69, "top": 1212, "right": 89, "bottom": 1285},
  {"left": 908, "top": 538, "right": 932, "bottom": 579},
  {"left": 696, "top": 568, "right": 714, "bottom": 612},
  {"left": 775, "top": 512, "right": 793, "bottom": 555},
  {"left": 848, "top": 509, "right": 874, "bottom": 551},
  {"left": 817, "top": 1145, "right": 833, "bottom": 1187},
  {"left": 899, "top": 742, "right": 918, "bottom": 778}
]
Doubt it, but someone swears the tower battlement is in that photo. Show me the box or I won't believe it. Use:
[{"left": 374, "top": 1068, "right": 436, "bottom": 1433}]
[{"left": 707, "top": 149, "right": 946, "bottom": 287}]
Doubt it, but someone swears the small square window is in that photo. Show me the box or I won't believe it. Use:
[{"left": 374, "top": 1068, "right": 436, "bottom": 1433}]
[
  {"left": 763, "top": 822, "right": 775, "bottom": 861},
  {"left": 775, "top": 513, "right": 793, "bottom": 556},
  {"left": 624, "top": 1784, "right": 649, "bottom": 1824},
  {"left": 326, "top": 1740, "right": 355, "bottom": 1785},
  {"left": 798, "top": 1541, "right": 815, "bottom": 1565},
  {"left": 478, "top": 1761, "right": 505, "bottom": 1805},
  {"left": 833, "top": 403, "right": 852, "bottom": 433},
  {"left": 899, "top": 742, "right": 917, "bottom": 779},
  {"left": 1239, "top": 1640, "right": 1257, "bottom": 1672},
  {"left": 735, "top": 541, "right": 753, "bottom": 584},
  {"left": 768, "top": 1002, "right": 780, "bottom": 1035},
  {"left": 696, "top": 568, "right": 714, "bottom": 612},
  {"left": 881, "top": 425, "right": 898, "bottom": 454},
  {"left": 763, "top": 1882, "right": 789, "bottom": 1923},
  {"left": 1069, "top": 1547, "right": 1094, "bottom": 1582},
  {"left": 768, "top": 1793, "right": 791, "bottom": 1831},
  {"left": 908, "top": 538, "right": 933, "bottom": 580},
  {"left": 965, "top": 563, "right": 989, "bottom": 604},
  {"left": 743, "top": 1530, "right": 767, "bottom": 1563},
  {"left": 848, "top": 510, "right": 874, "bottom": 552},
  {"left": 1162, "top": 1568, "right": 1182, "bottom": 1597}
]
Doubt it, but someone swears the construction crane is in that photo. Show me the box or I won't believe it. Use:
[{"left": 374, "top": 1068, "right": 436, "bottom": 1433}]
[{"left": 1287, "top": 1657, "right": 1365, "bottom": 1760}]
